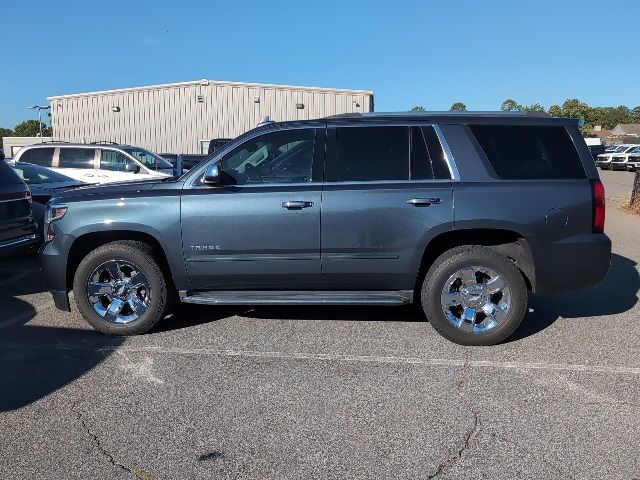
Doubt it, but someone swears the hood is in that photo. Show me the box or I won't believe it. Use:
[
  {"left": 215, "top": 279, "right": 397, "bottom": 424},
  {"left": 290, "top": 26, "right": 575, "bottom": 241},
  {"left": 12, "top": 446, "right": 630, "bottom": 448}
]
[{"left": 49, "top": 178, "right": 164, "bottom": 202}]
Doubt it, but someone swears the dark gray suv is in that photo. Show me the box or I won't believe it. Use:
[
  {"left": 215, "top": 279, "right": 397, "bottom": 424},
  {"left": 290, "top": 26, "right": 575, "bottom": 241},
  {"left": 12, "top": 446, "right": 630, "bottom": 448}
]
[{"left": 39, "top": 112, "right": 611, "bottom": 345}]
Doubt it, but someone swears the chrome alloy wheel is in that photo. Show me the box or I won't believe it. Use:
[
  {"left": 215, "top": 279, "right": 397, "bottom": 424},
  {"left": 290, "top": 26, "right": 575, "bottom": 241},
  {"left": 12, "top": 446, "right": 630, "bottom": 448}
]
[
  {"left": 440, "top": 266, "right": 511, "bottom": 333},
  {"left": 86, "top": 260, "right": 151, "bottom": 324}
]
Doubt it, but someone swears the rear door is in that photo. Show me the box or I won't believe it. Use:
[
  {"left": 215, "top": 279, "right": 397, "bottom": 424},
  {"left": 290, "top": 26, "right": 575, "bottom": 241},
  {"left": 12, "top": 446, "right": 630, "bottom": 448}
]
[
  {"left": 321, "top": 124, "right": 454, "bottom": 290},
  {"left": 55, "top": 147, "right": 99, "bottom": 182}
]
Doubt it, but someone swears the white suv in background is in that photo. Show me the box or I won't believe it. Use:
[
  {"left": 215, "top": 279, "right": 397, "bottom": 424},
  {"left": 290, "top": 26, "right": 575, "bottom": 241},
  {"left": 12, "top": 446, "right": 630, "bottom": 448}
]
[{"left": 11, "top": 143, "right": 173, "bottom": 183}]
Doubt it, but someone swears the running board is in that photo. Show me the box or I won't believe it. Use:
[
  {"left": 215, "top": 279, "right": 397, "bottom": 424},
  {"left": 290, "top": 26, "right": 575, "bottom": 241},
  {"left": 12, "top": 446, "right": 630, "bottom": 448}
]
[{"left": 179, "top": 290, "right": 414, "bottom": 306}]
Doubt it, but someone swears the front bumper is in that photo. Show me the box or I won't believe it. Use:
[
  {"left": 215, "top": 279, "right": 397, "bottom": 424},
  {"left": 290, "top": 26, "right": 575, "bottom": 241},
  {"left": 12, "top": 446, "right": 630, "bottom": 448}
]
[
  {"left": 39, "top": 235, "right": 73, "bottom": 312},
  {"left": 531, "top": 233, "right": 611, "bottom": 294}
]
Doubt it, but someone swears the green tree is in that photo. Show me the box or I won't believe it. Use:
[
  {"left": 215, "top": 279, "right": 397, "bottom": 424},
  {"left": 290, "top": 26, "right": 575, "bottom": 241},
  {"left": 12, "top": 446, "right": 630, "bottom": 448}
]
[
  {"left": 450, "top": 102, "right": 467, "bottom": 111},
  {"left": 500, "top": 99, "right": 519, "bottom": 111},
  {"left": 519, "top": 103, "right": 544, "bottom": 112},
  {"left": 14, "top": 119, "right": 51, "bottom": 137},
  {"left": 410, "top": 106, "right": 426, "bottom": 112},
  {"left": 0, "top": 127, "right": 14, "bottom": 147},
  {"left": 548, "top": 105, "right": 562, "bottom": 117}
]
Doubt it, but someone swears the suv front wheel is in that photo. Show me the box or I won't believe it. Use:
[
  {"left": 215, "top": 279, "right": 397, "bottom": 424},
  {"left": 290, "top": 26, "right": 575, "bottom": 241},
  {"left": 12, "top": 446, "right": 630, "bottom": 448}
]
[
  {"left": 73, "top": 240, "right": 170, "bottom": 335},
  {"left": 421, "top": 245, "right": 527, "bottom": 346}
]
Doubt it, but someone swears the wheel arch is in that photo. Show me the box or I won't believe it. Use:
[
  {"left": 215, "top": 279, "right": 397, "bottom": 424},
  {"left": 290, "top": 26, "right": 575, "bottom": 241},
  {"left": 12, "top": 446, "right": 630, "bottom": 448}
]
[
  {"left": 66, "top": 230, "right": 176, "bottom": 293},
  {"left": 415, "top": 228, "right": 536, "bottom": 298}
]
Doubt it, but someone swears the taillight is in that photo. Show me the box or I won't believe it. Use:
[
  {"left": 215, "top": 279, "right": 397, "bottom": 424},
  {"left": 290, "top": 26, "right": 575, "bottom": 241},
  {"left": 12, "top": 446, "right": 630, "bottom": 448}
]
[{"left": 591, "top": 179, "right": 605, "bottom": 233}]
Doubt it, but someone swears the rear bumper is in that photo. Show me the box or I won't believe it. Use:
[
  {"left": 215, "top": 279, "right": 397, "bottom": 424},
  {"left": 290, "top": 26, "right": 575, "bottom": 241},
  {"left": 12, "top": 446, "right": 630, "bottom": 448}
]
[
  {"left": 0, "top": 233, "right": 37, "bottom": 256},
  {"left": 532, "top": 233, "right": 611, "bottom": 294}
]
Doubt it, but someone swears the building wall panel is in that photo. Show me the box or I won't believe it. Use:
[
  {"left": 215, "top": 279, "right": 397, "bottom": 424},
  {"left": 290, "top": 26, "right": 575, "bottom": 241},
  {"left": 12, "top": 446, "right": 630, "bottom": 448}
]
[{"left": 49, "top": 80, "right": 373, "bottom": 154}]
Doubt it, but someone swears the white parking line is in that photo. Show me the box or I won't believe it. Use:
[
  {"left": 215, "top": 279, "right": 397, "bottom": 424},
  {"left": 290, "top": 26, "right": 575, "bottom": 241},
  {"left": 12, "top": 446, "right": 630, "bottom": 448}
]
[{"left": 2, "top": 342, "right": 638, "bottom": 377}]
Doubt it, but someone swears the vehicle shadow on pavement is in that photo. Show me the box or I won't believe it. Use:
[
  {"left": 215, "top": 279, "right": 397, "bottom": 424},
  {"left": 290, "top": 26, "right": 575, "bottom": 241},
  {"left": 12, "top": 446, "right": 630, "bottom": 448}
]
[
  {"left": 0, "top": 253, "right": 47, "bottom": 296},
  {"left": 0, "top": 298, "right": 123, "bottom": 412},
  {"left": 510, "top": 253, "right": 639, "bottom": 342}
]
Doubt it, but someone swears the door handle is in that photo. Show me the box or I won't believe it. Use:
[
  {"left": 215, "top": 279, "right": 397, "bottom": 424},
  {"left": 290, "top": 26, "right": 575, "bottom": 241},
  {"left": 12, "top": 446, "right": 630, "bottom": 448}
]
[
  {"left": 407, "top": 198, "right": 442, "bottom": 207},
  {"left": 282, "top": 201, "right": 314, "bottom": 210}
]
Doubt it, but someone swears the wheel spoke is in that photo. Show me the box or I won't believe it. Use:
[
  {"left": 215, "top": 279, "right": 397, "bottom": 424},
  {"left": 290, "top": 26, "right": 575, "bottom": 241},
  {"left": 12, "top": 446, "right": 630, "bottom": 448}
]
[
  {"left": 103, "top": 298, "right": 124, "bottom": 322},
  {"left": 128, "top": 295, "right": 147, "bottom": 317},
  {"left": 459, "top": 268, "right": 477, "bottom": 287},
  {"left": 458, "top": 307, "right": 476, "bottom": 332},
  {"left": 485, "top": 275, "right": 507, "bottom": 294},
  {"left": 128, "top": 270, "right": 145, "bottom": 288},
  {"left": 103, "top": 261, "right": 123, "bottom": 281},
  {"left": 441, "top": 290, "right": 465, "bottom": 307},
  {"left": 87, "top": 281, "right": 113, "bottom": 296}
]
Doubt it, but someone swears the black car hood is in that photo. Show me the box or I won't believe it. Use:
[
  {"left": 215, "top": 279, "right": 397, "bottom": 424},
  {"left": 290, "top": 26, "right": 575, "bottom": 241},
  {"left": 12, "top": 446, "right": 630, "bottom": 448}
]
[{"left": 49, "top": 178, "right": 165, "bottom": 202}]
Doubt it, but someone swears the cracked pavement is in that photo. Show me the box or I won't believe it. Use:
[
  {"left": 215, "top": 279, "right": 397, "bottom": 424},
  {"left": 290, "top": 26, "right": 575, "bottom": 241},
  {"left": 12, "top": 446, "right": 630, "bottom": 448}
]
[{"left": 1, "top": 174, "right": 639, "bottom": 479}]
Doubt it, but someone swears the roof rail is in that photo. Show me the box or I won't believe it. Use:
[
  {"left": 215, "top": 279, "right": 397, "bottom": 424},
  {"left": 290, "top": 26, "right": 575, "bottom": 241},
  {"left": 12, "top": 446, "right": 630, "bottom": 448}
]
[
  {"left": 89, "top": 140, "right": 120, "bottom": 145},
  {"left": 323, "top": 111, "right": 552, "bottom": 119}
]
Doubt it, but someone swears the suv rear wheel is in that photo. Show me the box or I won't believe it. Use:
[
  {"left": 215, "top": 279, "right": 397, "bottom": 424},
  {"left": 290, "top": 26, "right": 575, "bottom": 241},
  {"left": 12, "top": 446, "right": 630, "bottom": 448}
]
[
  {"left": 421, "top": 245, "right": 527, "bottom": 346},
  {"left": 73, "top": 240, "right": 170, "bottom": 335}
]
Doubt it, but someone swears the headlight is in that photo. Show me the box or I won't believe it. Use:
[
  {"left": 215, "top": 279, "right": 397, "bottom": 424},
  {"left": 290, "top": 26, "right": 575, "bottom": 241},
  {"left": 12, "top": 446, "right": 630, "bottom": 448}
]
[{"left": 44, "top": 203, "right": 68, "bottom": 242}]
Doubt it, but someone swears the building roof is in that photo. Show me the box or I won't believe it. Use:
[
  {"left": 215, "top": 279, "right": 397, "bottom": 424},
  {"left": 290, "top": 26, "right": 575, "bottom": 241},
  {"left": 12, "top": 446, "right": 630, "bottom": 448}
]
[
  {"left": 611, "top": 123, "right": 640, "bottom": 136},
  {"left": 47, "top": 79, "right": 374, "bottom": 100},
  {"left": 590, "top": 126, "right": 612, "bottom": 138}
]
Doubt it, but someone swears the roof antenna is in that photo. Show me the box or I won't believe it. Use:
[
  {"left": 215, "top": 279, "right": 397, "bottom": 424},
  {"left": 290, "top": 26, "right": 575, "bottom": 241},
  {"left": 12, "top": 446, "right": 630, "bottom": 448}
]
[{"left": 257, "top": 116, "right": 274, "bottom": 126}]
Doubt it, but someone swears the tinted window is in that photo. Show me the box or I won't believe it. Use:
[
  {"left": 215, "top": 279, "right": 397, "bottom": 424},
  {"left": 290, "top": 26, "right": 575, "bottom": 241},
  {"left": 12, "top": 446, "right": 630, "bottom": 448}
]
[
  {"left": 220, "top": 129, "right": 314, "bottom": 185},
  {"left": 336, "top": 126, "right": 408, "bottom": 181},
  {"left": 100, "top": 150, "right": 131, "bottom": 171},
  {"left": 19, "top": 148, "right": 54, "bottom": 167},
  {"left": 14, "top": 163, "right": 75, "bottom": 184},
  {"left": 411, "top": 126, "right": 451, "bottom": 180},
  {"left": 469, "top": 125, "right": 585, "bottom": 179},
  {"left": 58, "top": 148, "right": 96, "bottom": 169},
  {"left": 0, "top": 160, "right": 24, "bottom": 185}
]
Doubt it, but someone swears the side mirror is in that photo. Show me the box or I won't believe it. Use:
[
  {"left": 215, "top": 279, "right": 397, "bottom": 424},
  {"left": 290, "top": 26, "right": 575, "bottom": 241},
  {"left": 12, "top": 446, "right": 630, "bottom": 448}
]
[
  {"left": 125, "top": 163, "right": 140, "bottom": 173},
  {"left": 202, "top": 164, "right": 222, "bottom": 186}
]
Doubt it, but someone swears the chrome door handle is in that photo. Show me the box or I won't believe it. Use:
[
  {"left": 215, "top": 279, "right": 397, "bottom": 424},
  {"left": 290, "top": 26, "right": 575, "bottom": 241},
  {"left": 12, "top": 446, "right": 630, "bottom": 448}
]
[
  {"left": 407, "top": 198, "right": 442, "bottom": 207},
  {"left": 282, "top": 201, "right": 314, "bottom": 210}
]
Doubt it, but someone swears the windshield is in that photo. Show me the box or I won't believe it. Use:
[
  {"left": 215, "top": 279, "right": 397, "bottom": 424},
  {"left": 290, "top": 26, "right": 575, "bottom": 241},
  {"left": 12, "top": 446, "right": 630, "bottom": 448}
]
[
  {"left": 13, "top": 163, "right": 76, "bottom": 184},
  {"left": 622, "top": 146, "right": 638, "bottom": 153},
  {"left": 122, "top": 148, "right": 173, "bottom": 170}
]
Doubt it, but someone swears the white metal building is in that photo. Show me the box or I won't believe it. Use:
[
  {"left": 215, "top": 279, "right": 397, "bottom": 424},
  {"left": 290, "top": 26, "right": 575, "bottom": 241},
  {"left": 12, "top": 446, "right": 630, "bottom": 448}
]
[{"left": 48, "top": 79, "right": 374, "bottom": 154}]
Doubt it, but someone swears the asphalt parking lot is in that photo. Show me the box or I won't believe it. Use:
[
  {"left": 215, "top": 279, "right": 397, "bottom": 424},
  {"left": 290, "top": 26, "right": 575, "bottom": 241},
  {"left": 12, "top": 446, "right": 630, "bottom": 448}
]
[{"left": 1, "top": 173, "right": 639, "bottom": 479}]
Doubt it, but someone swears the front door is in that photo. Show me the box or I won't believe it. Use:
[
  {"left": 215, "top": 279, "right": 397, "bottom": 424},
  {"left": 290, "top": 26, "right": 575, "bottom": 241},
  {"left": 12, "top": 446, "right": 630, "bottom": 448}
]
[
  {"left": 181, "top": 126, "right": 324, "bottom": 290},
  {"left": 321, "top": 124, "right": 454, "bottom": 290}
]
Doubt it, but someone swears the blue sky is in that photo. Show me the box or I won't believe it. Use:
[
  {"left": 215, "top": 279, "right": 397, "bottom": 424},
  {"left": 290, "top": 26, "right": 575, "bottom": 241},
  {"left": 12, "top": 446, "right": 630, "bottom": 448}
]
[{"left": 2, "top": 0, "right": 639, "bottom": 127}]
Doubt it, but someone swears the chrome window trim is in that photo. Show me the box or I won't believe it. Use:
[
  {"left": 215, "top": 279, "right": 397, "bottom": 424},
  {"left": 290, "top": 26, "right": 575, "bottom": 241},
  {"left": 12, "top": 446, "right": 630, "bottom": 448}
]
[{"left": 433, "top": 124, "right": 460, "bottom": 181}]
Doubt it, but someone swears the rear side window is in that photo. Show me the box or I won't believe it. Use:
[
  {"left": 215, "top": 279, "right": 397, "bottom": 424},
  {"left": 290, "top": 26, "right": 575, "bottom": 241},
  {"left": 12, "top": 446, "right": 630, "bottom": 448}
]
[
  {"left": 411, "top": 126, "right": 451, "bottom": 180},
  {"left": 19, "top": 148, "right": 54, "bottom": 167},
  {"left": 58, "top": 148, "right": 96, "bottom": 169},
  {"left": 469, "top": 125, "right": 585, "bottom": 179},
  {"left": 336, "top": 126, "right": 409, "bottom": 181}
]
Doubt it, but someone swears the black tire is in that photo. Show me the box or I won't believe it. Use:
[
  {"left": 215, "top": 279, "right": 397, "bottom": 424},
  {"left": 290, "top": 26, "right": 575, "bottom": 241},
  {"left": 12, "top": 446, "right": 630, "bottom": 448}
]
[
  {"left": 421, "top": 245, "right": 527, "bottom": 346},
  {"left": 73, "top": 240, "right": 170, "bottom": 335}
]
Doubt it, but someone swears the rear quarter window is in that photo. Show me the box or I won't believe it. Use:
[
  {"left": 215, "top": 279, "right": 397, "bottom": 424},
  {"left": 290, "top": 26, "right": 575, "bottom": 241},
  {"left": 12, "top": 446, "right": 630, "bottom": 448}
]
[
  {"left": 469, "top": 125, "right": 585, "bottom": 179},
  {"left": 18, "top": 147, "right": 54, "bottom": 167}
]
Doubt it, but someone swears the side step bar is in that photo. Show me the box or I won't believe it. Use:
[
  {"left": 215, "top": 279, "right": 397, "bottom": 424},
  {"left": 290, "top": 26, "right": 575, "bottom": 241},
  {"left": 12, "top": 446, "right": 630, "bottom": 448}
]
[{"left": 179, "top": 290, "right": 414, "bottom": 306}]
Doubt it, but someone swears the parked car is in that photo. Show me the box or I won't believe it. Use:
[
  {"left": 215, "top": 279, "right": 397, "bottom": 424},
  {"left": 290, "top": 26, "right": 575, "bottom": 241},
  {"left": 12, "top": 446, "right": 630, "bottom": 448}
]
[
  {"left": 11, "top": 162, "right": 89, "bottom": 240},
  {"left": 207, "top": 138, "right": 232, "bottom": 155},
  {"left": 587, "top": 144, "right": 606, "bottom": 162},
  {"left": 160, "top": 153, "right": 208, "bottom": 172},
  {"left": 12, "top": 143, "right": 173, "bottom": 184},
  {"left": 39, "top": 112, "right": 611, "bottom": 346},
  {"left": 625, "top": 148, "right": 640, "bottom": 172},
  {"left": 0, "top": 147, "right": 5, "bottom": 161},
  {"left": 0, "top": 160, "right": 38, "bottom": 255},
  {"left": 596, "top": 144, "right": 639, "bottom": 169},
  {"left": 609, "top": 146, "right": 640, "bottom": 171}
]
